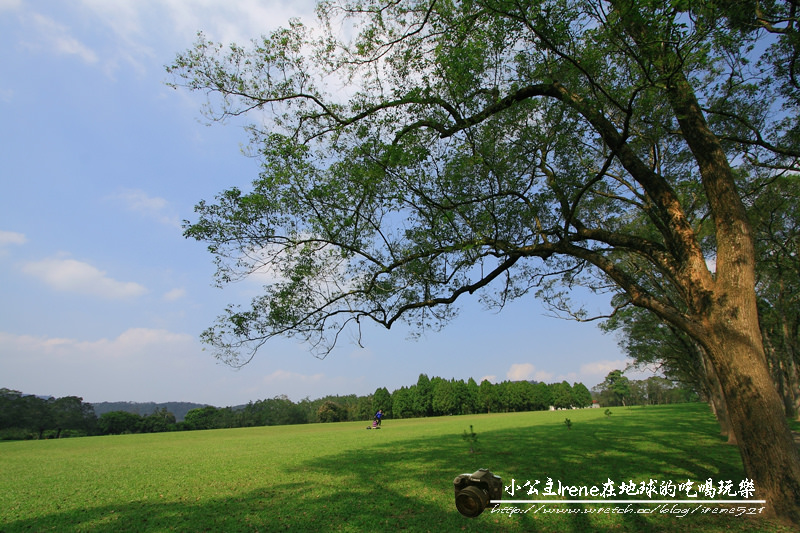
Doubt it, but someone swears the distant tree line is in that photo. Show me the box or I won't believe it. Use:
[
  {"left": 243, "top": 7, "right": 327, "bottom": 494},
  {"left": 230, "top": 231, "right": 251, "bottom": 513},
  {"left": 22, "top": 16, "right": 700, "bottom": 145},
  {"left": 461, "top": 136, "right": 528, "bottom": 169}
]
[
  {"left": 0, "top": 389, "right": 97, "bottom": 440},
  {"left": 92, "top": 401, "right": 207, "bottom": 421},
  {"left": 591, "top": 371, "right": 698, "bottom": 407},
  {"left": 2, "top": 373, "right": 695, "bottom": 439}
]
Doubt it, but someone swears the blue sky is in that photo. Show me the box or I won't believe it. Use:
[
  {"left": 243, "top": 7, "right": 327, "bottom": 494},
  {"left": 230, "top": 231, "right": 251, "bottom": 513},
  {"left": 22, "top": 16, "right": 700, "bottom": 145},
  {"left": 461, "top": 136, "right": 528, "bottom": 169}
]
[{"left": 0, "top": 0, "right": 654, "bottom": 407}]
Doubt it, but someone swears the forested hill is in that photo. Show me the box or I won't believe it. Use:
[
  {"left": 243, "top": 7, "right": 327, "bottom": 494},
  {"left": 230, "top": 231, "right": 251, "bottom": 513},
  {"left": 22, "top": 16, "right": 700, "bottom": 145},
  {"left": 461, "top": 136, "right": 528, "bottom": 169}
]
[{"left": 91, "top": 401, "right": 210, "bottom": 422}]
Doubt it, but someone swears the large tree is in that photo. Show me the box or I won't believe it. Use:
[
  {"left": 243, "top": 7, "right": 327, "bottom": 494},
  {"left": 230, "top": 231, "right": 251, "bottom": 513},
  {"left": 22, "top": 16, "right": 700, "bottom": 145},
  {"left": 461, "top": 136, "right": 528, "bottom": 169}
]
[
  {"left": 170, "top": 0, "right": 800, "bottom": 519},
  {"left": 596, "top": 369, "right": 632, "bottom": 407},
  {"left": 751, "top": 176, "right": 800, "bottom": 419}
]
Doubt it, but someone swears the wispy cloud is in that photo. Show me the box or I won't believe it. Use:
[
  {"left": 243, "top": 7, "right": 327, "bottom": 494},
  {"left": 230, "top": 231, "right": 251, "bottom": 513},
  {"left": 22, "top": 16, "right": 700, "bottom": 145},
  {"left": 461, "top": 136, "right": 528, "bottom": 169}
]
[
  {"left": 163, "top": 288, "right": 186, "bottom": 301},
  {"left": 22, "top": 256, "right": 147, "bottom": 299},
  {"left": 75, "top": 0, "right": 318, "bottom": 77},
  {"left": 579, "top": 359, "right": 630, "bottom": 379},
  {"left": 109, "top": 188, "right": 180, "bottom": 228},
  {"left": 507, "top": 363, "right": 553, "bottom": 382},
  {"left": 0, "top": 0, "right": 22, "bottom": 13},
  {"left": 0, "top": 328, "right": 193, "bottom": 359},
  {"left": 570, "top": 359, "right": 661, "bottom": 386},
  {"left": 10, "top": 1, "right": 319, "bottom": 83},
  {"left": 25, "top": 13, "right": 98, "bottom": 64},
  {"left": 149, "top": 0, "right": 317, "bottom": 46},
  {"left": 0, "top": 230, "right": 26, "bottom": 247},
  {"left": 262, "top": 369, "right": 326, "bottom": 385},
  {"left": 0, "top": 328, "right": 201, "bottom": 401},
  {"left": 257, "top": 370, "right": 368, "bottom": 401}
]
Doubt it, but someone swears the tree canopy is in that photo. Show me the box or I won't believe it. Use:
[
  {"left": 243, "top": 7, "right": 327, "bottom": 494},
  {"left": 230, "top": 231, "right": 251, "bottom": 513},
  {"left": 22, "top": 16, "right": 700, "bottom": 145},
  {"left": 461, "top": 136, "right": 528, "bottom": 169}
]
[{"left": 170, "top": 0, "right": 800, "bottom": 520}]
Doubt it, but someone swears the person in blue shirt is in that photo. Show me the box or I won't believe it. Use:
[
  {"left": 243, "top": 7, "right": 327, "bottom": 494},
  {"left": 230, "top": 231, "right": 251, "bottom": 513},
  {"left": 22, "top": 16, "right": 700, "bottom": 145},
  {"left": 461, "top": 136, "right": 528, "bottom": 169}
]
[{"left": 374, "top": 409, "right": 383, "bottom": 426}]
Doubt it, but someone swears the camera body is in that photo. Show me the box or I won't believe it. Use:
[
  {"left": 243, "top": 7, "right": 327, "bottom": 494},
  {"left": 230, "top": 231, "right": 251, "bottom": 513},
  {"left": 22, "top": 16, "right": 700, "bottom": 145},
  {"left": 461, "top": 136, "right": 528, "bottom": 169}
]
[{"left": 453, "top": 468, "right": 502, "bottom": 517}]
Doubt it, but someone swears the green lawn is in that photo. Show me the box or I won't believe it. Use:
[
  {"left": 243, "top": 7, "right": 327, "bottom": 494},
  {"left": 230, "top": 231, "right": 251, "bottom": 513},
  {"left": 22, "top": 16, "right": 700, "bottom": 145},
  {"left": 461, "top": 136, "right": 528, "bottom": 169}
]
[{"left": 0, "top": 404, "right": 793, "bottom": 532}]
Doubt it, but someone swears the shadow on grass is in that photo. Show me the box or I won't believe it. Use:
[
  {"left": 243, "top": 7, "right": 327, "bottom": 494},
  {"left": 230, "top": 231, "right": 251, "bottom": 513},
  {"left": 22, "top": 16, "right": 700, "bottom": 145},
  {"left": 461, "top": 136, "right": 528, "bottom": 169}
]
[
  {"left": 290, "top": 406, "right": 783, "bottom": 533},
  {"left": 2, "top": 406, "right": 790, "bottom": 533}
]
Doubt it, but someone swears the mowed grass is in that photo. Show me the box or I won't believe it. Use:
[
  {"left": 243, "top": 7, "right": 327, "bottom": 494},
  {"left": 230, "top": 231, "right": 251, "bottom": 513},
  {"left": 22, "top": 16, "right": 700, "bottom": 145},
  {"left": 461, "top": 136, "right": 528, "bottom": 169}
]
[{"left": 0, "top": 404, "right": 794, "bottom": 532}]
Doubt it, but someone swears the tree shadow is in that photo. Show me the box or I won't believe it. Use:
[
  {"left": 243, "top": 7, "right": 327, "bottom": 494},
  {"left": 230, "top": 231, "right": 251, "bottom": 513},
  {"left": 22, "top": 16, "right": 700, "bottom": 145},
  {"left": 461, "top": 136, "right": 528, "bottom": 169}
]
[{"left": 291, "top": 407, "right": 780, "bottom": 532}]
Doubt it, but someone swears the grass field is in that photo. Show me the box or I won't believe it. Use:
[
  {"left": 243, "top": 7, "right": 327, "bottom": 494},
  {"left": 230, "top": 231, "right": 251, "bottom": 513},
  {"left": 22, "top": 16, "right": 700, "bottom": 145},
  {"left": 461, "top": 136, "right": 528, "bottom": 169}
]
[{"left": 0, "top": 403, "right": 795, "bottom": 532}]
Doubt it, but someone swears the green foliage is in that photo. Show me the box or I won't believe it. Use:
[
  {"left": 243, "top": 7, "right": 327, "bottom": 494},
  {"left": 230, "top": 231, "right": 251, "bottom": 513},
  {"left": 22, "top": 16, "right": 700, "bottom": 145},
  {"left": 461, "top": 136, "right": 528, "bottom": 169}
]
[
  {"left": 479, "top": 378, "right": 499, "bottom": 413},
  {"left": 317, "top": 401, "right": 347, "bottom": 423},
  {"left": 428, "top": 378, "right": 448, "bottom": 415},
  {"left": 551, "top": 381, "right": 574, "bottom": 409},
  {"left": 564, "top": 418, "right": 572, "bottom": 429},
  {"left": 389, "top": 386, "right": 415, "bottom": 418},
  {"left": 168, "top": 5, "right": 800, "bottom": 515},
  {"left": 0, "top": 390, "right": 96, "bottom": 440},
  {"left": 605, "top": 409, "right": 613, "bottom": 417},
  {"left": 2, "top": 372, "right": 682, "bottom": 441},
  {"left": 592, "top": 370, "right": 697, "bottom": 407},
  {"left": 572, "top": 382, "right": 593, "bottom": 408},
  {"left": 531, "top": 382, "right": 553, "bottom": 410},
  {"left": 167, "top": 0, "right": 799, "bottom": 370},
  {"left": 140, "top": 408, "right": 176, "bottom": 433},
  {"left": 183, "top": 406, "right": 220, "bottom": 430},
  {"left": 372, "top": 387, "right": 392, "bottom": 418},
  {"left": 414, "top": 374, "right": 433, "bottom": 417},
  {"left": 98, "top": 410, "right": 143, "bottom": 435},
  {"left": 596, "top": 370, "right": 633, "bottom": 407}
]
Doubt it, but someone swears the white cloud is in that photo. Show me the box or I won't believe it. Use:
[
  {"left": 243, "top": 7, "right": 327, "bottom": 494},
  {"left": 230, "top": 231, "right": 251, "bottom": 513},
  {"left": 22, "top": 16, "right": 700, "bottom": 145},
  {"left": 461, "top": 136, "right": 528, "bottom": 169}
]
[
  {"left": 478, "top": 374, "right": 496, "bottom": 384},
  {"left": 26, "top": 13, "right": 98, "bottom": 64},
  {"left": 22, "top": 256, "right": 147, "bottom": 299},
  {"left": 494, "top": 357, "right": 653, "bottom": 388},
  {"left": 573, "top": 359, "right": 658, "bottom": 385},
  {"left": 109, "top": 188, "right": 180, "bottom": 228},
  {"left": 0, "top": 230, "right": 26, "bottom": 246},
  {"left": 150, "top": 0, "right": 316, "bottom": 46},
  {"left": 0, "top": 0, "right": 22, "bottom": 12},
  {"left": 0, "top": 328, "right": 202, "bottom": 401},
  {"left": 507, "top": 363, "right": 534, "bottom": 380},
  {"left": 579, "top": 359, "right": 630, "bottom": 379},
  {"left": 0, "top": 328, "right": 196, "bottom": 367},
  {"left": 507, "top": 363, "right": 553, "bottom": 382},
  {"left": 256, "top": 369, "right": 368, "bottom": 401},
  {"left": 117, "top": 188, "right": 168, "bottom": 211},
  {"left": 73, "top": 0, "right": 319, "bottom": 76},
  {"left": 263, "top": 369, "right": 326, "bottom": 385},
  {"left": 163, "top": 288, "right": 186, "bottom": 301}
]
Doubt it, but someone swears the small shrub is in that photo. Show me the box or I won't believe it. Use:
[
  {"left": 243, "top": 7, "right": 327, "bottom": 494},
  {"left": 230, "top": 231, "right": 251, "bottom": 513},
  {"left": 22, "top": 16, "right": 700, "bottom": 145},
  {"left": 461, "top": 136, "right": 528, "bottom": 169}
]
[
  {"left": 604, "top": 409, "right": 612, "bottom": 417},
  {"left": 564, "top": 418, "right": 572, "bottom": 430},
  {"left": 462, "top": 425, "right": 478, "bottom": 453}
]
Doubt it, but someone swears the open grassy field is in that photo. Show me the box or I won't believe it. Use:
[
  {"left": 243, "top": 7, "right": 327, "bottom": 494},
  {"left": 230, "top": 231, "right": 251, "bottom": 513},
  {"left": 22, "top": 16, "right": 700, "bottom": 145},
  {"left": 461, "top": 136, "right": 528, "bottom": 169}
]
[{"left": 0, "top": 403, "right": 794, "bottom": 532}]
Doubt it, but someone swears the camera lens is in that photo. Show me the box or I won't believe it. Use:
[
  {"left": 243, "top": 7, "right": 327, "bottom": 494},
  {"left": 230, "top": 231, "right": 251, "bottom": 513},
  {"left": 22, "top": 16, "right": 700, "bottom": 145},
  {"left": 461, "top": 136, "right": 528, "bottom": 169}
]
[{"left": 455, "top": 485, "right": 489, "bottom": 517}]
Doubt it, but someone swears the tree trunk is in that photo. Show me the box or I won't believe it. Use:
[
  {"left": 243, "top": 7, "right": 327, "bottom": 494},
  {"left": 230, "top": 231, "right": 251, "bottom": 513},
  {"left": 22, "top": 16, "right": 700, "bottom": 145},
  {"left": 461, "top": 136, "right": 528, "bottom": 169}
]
[
  {"left": 786, "top": 353, "right": 800, "bottom": 422},
  {"left": 701, "top": 347, "right": 736, "bottom": 444},
  {"left": 779, "top": 304, "right": 800, "bottom": 420},
  {"left": 655, "top": 60, "right": 800, "bottom": 522},
  {"left": 703, "top": 306, "right": 800, "bottom": 521},
  {"left": 761, "top": 322, "right": 796, "bottom": 419}
]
